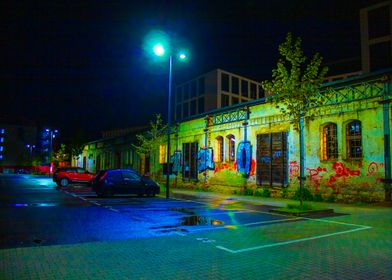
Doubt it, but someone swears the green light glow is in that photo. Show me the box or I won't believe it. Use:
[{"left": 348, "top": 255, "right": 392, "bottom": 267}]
[{"left": 153, "top": 44, "right": 165, "bottom": 56}]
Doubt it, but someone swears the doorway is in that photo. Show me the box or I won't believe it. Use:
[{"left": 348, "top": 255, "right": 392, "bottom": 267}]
[{"left": 256, "top": 132, "right": 287, "bottom": 187}]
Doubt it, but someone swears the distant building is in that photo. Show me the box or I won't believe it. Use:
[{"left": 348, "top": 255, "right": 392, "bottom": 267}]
[
  {"left": 360, "top": 1, "right": 392, "bottom": 72},
  {"left": 0, "top": 124, "right": 38, "bottom": 173},
  {"left": 174, "top": 69, "right": 264, "bottom": 121}
]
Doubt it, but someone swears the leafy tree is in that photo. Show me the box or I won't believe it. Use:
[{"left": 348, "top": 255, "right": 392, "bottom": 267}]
[
  {"left": 67, "top": 130, "right": 88, "bottom": 162},
  {"left": 54, "top": 144, "right": 69, "bottom": 162},
  {"left": 133, "top": 114, "right": 166, "bottom": 179},
  {"left": 262, "top": 32, "right": 328, "bottom": 205}
]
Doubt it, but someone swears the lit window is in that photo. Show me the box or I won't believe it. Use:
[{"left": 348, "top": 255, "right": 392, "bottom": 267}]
[
  {"left": 0, "top": 128, "right": 4, "bottom": 134},
  {"left": 346, "top": 121, "right": 362, "bottom": 159},
  {"left": 159, "top": 145, "right": 167, "bottom": 164},
  {"left": 0, "top": 155, "right": 2, "bottom": 160},
  {"left": 215, "top": 136, "right": 224, "bottom": 162},
  {"left": 0, "top": 146, "right": 3, "bottom": 151},
  {"left": 226, "top": 134, "right": 235, "bottom": 162},
  {"left": 0, "top": 137, "right": 3, "bottom": 143},
  {"left": 323, "top": 123, "right": 338, "bottom": 160}
]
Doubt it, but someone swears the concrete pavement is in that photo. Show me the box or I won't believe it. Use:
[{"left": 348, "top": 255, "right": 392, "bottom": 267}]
[{"left": 1, "top": 189, "right": 392, "bottom": 279}]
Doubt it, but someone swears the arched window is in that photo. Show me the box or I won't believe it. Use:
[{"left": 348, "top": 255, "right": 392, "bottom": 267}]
[
  {"left": 322, "top": 123, "right": 338, "bottom": 160},
  {"left": 226, "top": 134, "right": 235, "bottom": 162},
  {"left": 346, "top": 120, "right": 362, "bottom": 159},
  {"left": 215, "top": 136, "right": 224, "bottom": 162}
]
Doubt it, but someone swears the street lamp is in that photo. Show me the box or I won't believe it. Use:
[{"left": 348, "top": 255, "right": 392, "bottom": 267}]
[
  {"left": 152, "top": 40, "right": 188, "bottom": 199},
  {"left": 45, "top": 128, "right": 58, "bottom": 172},
  {"left": 26, "top": 144, "right": 36, "bottom": 160}
]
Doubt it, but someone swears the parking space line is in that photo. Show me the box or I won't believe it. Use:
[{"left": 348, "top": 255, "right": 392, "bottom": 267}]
[{"left": 215, "top": 226, "right": 371, "bottom": 254}]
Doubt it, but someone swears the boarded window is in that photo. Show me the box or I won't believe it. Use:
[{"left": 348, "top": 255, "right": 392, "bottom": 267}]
[{"left": 323, "top": 123, "right": 338, "bottom": 160}]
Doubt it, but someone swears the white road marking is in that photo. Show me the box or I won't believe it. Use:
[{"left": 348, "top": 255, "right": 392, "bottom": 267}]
[{"left": 216, "top": 226, "right": 371, "bottom": 254}]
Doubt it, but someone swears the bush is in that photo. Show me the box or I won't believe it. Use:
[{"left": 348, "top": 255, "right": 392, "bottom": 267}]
[
  {"left": 243, "top": 187, "right": 254, "bottom": 196},
  {"left": 326, "top": 195, "right": 335, "bottom": 203},
  {"left": 293, "top": 187, "right": 313, "bottom": 201},
  {"left": 287, "top": 202, "right": 313, "bottom": 211},
  {"left": 254, "top": 187, "right": 272, "bottom": 197},
  {"left": 313, "top": 193, "right": 323, "bottom": 202},
  {"left": 281, "top": 187, "right": 289, "bottom": 198}
]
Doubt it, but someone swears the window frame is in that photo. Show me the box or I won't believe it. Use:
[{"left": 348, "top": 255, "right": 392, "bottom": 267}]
[
  {"left": 346, "top": 120, "right": 363, "bottom": 159},
  {"left": 322, "top": 123, "right": 338, "bottom": 161}
]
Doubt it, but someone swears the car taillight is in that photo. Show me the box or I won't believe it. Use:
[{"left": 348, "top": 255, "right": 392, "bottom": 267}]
[{"left": 99, "top": 172, "right": 107, "bottom": 182}]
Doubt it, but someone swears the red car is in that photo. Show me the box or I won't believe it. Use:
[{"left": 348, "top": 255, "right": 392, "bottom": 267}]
[{"left": 53, "top": 167, "right": 95, "bottom": 187}]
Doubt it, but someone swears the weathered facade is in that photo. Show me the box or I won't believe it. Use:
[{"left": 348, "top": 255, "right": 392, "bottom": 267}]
[
  {"left": 152, "top": 70, "right": 392, "bottom": 202},
  {"left": 73, "top": 133, "right": 144, "bottom": 175}
]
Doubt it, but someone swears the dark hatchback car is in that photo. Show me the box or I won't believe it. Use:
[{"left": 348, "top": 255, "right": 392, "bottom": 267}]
[{"left": 91, "top": 169, "right": 160, "bottom": 197}]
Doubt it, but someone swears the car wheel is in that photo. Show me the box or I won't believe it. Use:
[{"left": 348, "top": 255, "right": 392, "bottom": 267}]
[
  {"left": 60, "top": 178, "right": 69, "bottom": 187},
  {"left": 104, "top": 188, "right": 113, "bottom": 197},
  {"left": 147, "top": 188, "right": 156, "bottom": 197}
]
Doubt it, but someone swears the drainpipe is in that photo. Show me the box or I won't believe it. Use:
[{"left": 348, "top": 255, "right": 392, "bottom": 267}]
[
  {"left": 299, "top": 116, "right": 305, "bottom": 206},
  {"left": 382, "top": 77, "right": 391, "bottom": 201}
]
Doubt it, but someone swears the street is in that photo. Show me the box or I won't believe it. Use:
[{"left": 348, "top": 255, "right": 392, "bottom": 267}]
[{"left": 1, "top": 174, "right": 392, "bottom": 279}]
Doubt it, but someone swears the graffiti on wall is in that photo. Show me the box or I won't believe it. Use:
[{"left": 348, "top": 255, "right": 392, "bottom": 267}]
[
  {"left": 306, "top": 166, "right": 327, "bottom": 192},
  {"left": 327, "top": 162, "right": 360, "bottom": 188},
  {"left": 366, "top": 161, "right": 384, "bottom": 176},
  {"left": 289, "top": 161, "right": 300, "bottom": 178},
  {"left": 214, "top": 159, "right": 256, "bottom": 177}
]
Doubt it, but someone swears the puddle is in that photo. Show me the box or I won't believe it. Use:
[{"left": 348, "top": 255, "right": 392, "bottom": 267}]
[
  {"left": 170, "top": 207, "right": 195, "bottom": 215},
  {"left": 181, "top": 216, "right": 224, "bottom": 226}
]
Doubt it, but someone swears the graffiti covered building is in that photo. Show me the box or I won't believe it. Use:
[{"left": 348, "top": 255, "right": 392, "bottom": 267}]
[{"left": 152, "top": 70, "right": 392, "bottom": 202}]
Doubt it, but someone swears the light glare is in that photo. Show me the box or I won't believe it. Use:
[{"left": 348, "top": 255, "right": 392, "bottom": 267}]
[{"left": 153, "top": 44, "right": 165, "bottom": 56}]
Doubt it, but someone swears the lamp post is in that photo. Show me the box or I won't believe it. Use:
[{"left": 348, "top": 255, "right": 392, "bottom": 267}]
[
  {"left": 26, "top": 144, "right": 36, "bottom": 160},
  {"left": 152, "top": 42, "right": 187, "bottom": 199},
  {"left": 45, "top": 128, "right": 58, "bottom": 173}
]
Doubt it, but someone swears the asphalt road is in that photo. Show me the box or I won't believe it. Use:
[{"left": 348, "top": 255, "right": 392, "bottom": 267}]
[{"left": 0, "top": 174, "right": 291, "bottom": 250}]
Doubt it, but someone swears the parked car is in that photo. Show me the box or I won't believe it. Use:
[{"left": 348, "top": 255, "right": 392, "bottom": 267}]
[
  {"left": 91, "top": 169, "right": 160, "bottom": 197},
  {"left": 53, "top": 167, "right": 95, "bottom": 187}
]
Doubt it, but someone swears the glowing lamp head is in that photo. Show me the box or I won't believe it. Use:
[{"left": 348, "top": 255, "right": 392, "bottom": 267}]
[
  {"left": 179, "top": 53, "right": 186, "bottom": 60},
  {"left": 153, "top": 44, "right": 165, "bottom": 57}
]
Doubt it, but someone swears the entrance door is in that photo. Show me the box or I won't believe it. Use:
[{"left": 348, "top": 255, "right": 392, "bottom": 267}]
[
  {"left": 256, "top": 132, "right": 287, "bottom": 187},
  {"left": 182, "top": 142, "right": 198, "bottom": 181}
]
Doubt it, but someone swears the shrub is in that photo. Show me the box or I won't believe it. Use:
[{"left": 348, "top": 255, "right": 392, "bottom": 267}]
[
  {"left": 293, "top": 187, "right": 313, "bottom": 201},
  {"left": 313, "top": 193, "right": 323, "bottom": 202},
  {"left": 287, "top": 202, "right": 313, "bottom": 211},
  {"left": 243, "top": 187, "right": 254, "bottom": 196}
]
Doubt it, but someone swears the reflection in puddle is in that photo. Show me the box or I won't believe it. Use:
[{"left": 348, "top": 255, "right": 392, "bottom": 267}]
[
  {"left": 9, "top": 203, "right": 58, "bottom": 207},
  {"left": 169, "top": 208, "right": 195, "bottom": 215},
  {"left": 181, "top": 216, "right": 224, "bottom": 226}
]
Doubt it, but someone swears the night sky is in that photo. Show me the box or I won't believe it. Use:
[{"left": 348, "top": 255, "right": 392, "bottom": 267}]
[{"left": 0, "top": 0, "right": 384, "bottom": 142}]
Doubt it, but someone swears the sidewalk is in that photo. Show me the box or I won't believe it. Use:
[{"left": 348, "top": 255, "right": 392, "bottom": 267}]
[{"left": 1, "top": 189, "right": 392, "bottom": 279}]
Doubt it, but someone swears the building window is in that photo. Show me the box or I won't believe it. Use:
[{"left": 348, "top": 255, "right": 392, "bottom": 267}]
[
  {"left": 190, "top": 100, "right": 196, "bottom": 115},
  {"left": 241, "top": 80, "right": 248, "bottom": 97},
  {"left": 0, "top": 155, "right": 2, "bottom": 160},
  {"left": 232, "top": 97, "right": 239, "bottom": 105},
  {"left": 231, "top": 77, "right": 239, "bottom": 94},
  {"left": 0, "top": 137, "right": 3, "bottom": 143},
  {"left": 183, "top": 103, "right": 189, "bottom": 118},
  {"left": 259, "top": 85, "right": 265, "bottom": 99},
  {"left": 184, "top": 84, "right": 190, "bottom": 100},
  {"left": 176, "top": 87, "right": 183, "bottom": 103},
  {"left": 221, "top": 73, "right": 229, "bottom": 91},
  {"left": 159, "top": 145, "right": 166, "bottom": 164},
  {"left": 215, "top": 136, "right": 224, "bottom": 162},
  {"left": 250, "top": 83, "right": 257, "bottom": 99},
  {"left": 323, "top": 123, "right": 338, "bottom": 160},
  {"left": 0, "top": 128, "right": 4, "bottom": 134},
  {"left": 198, "top": 77, "right": 205, "bottom": 95},
  {"left": 197, "top": 97, "right": 205, "bottom": 113},
  {"left": 221, "top": 94, "right": 230, "bottom": 107},
  {"left": 346, "top": 121, "right": 362, "bottom": 159},
  {"left": 0, "top": 146, "right": 3, "bottom": 152},
  {"left": 191, "top": 80, "right": 197, "bottom": 97},
  {"left": 176, "top": 104, "right": 182, "bottom": 120},
  {"left": 226, "top": 134, "right": 235, "bottom": 162}
]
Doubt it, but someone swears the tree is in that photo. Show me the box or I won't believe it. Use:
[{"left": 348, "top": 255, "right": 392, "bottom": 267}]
[
  {"left": 262, "top": 32, "right": 328, "bottom": 205},
  {"left": 133, "top": 114, "right": 166, "bottom": 179},
  {"left": 67, "top": 130, "right": 88, "bottom": 162}
]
